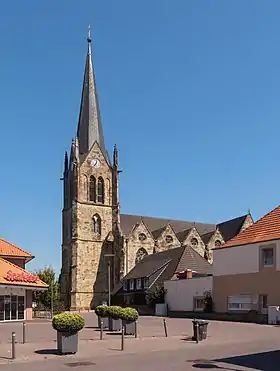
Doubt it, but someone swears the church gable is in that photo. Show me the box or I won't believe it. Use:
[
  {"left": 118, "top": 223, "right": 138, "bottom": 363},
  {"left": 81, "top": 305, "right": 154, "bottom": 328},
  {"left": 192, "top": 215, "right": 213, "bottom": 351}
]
[
  {"left": 126, "top": 221, "right": 155, "bottom": 273},
  {"left": 152, "top": 224, "right": 180, "bottom": 253},
  {"left": 79, "top": 141, "right": 112, "bottom": 173},
  {"left": 202, "top": 229, "right": 224, "bottom": 263},
  {"left": 240, "top": 213, "right": 254, "bottom": 232},
  {"left": 182, "top": 227, "right": 205, "bottom": 258}
]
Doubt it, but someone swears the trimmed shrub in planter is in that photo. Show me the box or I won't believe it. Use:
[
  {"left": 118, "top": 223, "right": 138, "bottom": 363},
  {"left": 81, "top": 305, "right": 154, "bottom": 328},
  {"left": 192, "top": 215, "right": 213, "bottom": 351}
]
[
  {"left": 95, "top": 305, "right": 109, "bottom": 329},
  {"left": 119, "top": 307, "right": 139, "bottom": 335},
  {"left": 107, "top": 306, "right": 122, "bottom": 331},
  {"left": 52, "top": 313, "right": 85, "bottom": 355}
]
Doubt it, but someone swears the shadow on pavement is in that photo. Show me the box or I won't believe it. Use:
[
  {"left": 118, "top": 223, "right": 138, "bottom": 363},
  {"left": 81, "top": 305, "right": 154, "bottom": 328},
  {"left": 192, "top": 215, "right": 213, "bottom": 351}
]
[
  {"left": 192, "top": 362, "right": 237, "bottom": 370},
  {"left": 181, "top": 336, "right": 194, "bottom": 342},
  {"left": 217, "top": 349, "right": 280, "bottom": 371},
  {"left": 35, "top": 349, "right": 61, "bottom": 356}
]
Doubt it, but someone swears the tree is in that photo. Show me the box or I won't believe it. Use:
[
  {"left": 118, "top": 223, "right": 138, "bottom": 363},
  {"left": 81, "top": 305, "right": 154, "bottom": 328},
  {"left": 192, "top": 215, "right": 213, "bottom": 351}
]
[
  {"left": 33, "top": 266, "right": 60, "bottom": 310},
  {"left": 146, "top": 285, "right": 166, "bottom": 308}
]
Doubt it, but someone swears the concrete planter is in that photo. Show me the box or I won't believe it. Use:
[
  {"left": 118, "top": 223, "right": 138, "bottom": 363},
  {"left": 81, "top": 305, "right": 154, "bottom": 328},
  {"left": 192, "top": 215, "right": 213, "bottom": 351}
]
[
  {"left": 155, "top": 303, "right": 167, "bottom": 317},
  {"left": 108, "top": 317, "right": 121, "bottom": 331},
  {"left": 123, "top": 320, "right": 136, "bottom": 335},
  {"left": 57, "top": 332, "right": 78, "bottom": 355},
  {"left": 98, "top": 316, "right": 109, "bottom": 329}
]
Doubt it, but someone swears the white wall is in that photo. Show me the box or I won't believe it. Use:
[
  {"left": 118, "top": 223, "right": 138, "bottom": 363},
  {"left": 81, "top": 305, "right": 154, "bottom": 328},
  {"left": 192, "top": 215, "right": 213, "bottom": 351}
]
[
  {"left": 164, "top": 276, "right": 212, "bottom": 312},
  {"left": 213, "top": 239, "right": 280, "bottom": 276}
]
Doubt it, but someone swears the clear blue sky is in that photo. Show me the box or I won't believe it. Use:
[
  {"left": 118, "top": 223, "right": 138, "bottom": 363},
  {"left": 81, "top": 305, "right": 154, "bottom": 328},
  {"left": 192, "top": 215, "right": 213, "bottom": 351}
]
[{"left": 0, "top": 1, "right": 280, "bottom": 273}]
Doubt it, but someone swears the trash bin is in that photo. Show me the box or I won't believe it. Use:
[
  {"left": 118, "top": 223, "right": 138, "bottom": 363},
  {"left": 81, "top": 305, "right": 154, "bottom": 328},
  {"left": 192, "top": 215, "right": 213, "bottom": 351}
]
[
  {"left": 192, "top": 320, "right": 203, "bottom": 342},
  {"left": 198, "top": 320, "right": 209, "bottom": 340},
  {"left": 192, "top": 320, "right": 209, "bottom": 341}
]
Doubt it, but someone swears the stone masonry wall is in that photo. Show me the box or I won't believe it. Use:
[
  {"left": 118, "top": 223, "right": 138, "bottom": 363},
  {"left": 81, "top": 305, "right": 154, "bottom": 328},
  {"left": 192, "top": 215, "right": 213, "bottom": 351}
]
[
  {"left": 183, "top": 227, "right": 205, "bottom": 258},
  {"left": 126, "top": 222, "right": 155, "bottom": 273},
  {"left": 69, "top": 143, "right": 114, "bottom": 310},
  {"left": 155, "top": 225, "right": 181, "bottom": 253}
]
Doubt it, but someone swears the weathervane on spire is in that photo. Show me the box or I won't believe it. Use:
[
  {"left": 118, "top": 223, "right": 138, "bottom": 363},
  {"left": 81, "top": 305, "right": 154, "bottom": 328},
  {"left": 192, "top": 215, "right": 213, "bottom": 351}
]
[{"left": 87, "top": 24, "right": 91, "bottom": 43}]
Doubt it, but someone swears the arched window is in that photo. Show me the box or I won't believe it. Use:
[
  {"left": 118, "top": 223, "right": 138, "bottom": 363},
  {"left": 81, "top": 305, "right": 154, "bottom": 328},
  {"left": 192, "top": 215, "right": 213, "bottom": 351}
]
[
  {"left": 97, "top": 177, "right": 105, "bottom": 204},
  {"left": 93, "top": 214, "right": 101, "bottom": 234},
  {"left": 89, "top": 176, "right": 96, "bottom": 202},
  {"left": 82, "top": 174, "right": 88, "bottom": 200},
  {"left": 135, "top": 248, "right": 148, "bottom": 265}
]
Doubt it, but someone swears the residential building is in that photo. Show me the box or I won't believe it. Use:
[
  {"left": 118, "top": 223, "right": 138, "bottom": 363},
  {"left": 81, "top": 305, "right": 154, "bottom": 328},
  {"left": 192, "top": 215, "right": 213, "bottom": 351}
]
[
  {"left": 112, "top": 245, "right": 212, "bottom": 308},
  {"left": 0, "top": 238, "right": 48, "bottom": 321},
  {"left": 60, "top": 27, "right": 253, "bottom": 311},
  {"left": 164, "top": 275, "right": 212, "bottom": 313},
  {"left": 213, "top": 205, "right": 280, "bottom": 315}
]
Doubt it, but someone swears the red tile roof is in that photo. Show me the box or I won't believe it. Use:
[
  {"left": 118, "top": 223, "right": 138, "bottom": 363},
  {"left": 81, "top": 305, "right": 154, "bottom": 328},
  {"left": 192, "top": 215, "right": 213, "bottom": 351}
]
[
  {"left": 216, "top": 205, "right": 280, "bottom": 249},
  {"left": 0, "top": 257, "right": 48, "bottom": 288},
  {"left": 0, "top": 238, "right": 33, "bottom": 260}
]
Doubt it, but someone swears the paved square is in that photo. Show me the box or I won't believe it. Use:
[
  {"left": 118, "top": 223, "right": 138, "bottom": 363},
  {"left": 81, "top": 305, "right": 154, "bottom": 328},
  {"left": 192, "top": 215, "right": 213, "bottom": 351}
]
[{"left": 0, "top": 313, "right": 279, "bottom": 370}]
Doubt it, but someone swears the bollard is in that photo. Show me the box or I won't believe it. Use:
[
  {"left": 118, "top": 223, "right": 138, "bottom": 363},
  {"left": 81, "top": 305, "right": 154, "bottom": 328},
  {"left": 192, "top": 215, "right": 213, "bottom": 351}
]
[
  {"left": 195, "top": 322, "right": 199, "bottom": 344},
  {"left": 163, "top": 318, "right": 168, "bottom": 337},
  {"left": 134, "top": 320, "right": 138, "bottom": 339},
  {"left": 22, "top": 322, "right": 26, "bottom": 344},
  {"left": 121, "top": 325, "right": 124, "bottom": 351},
  {"left": 11, "top": 332, "right": 16, "bottom": 359},
  {"left": 100, "top": 320, "right": 103, "bottom": 340}
]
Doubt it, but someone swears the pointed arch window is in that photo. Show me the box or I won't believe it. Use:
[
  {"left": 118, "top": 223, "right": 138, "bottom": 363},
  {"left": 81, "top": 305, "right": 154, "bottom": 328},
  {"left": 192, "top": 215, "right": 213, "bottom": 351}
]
[
  {"left": 89, "top": 176, "right": 96, "bottom": 202},
  {"left": 97, "top": 177, "right": 105, "bottom": 204},
  {"left": 93, "top": 214, "right": 101, "bottom": 234}
]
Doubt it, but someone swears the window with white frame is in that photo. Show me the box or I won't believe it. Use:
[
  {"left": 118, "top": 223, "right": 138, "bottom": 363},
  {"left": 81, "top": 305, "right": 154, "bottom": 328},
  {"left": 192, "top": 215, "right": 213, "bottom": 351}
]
[
  {"left": 136, "top": 278, "right": 142, "bottom": 290},
  {"left": 262, "top": 248, "right": 274, "bottom": 267},
  {"left": 129, "top": 279, "right": 134, "bottom": 290},
  {"left": 228, "top": 295, "right": 252, "bottom": 311},
  {"left": 144, "top": 278, "right": 149, "bottom": 289},
  {"left": 194, "top": 298, "right": 204, "bottom": 312},
  {"left": 123, "top": 280, "right": 128, "bottom": 291}
]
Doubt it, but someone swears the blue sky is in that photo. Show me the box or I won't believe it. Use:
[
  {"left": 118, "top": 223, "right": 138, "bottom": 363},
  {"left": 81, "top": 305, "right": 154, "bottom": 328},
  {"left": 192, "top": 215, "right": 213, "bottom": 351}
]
[{"left": 0, "top": 1, "right": 280, "bottom": 273}]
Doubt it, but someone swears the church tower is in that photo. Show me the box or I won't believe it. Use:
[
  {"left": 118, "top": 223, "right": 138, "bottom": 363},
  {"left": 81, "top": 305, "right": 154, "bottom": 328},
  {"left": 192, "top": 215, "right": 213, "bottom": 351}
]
[{"left": 60, "top": 27, "right": 121, "bottom": 310}]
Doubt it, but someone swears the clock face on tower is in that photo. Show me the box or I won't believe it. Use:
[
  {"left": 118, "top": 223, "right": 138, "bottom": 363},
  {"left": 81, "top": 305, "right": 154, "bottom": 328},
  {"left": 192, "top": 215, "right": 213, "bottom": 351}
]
[{"left": 91, "top": 158, "right": 100, "bottom": 169}]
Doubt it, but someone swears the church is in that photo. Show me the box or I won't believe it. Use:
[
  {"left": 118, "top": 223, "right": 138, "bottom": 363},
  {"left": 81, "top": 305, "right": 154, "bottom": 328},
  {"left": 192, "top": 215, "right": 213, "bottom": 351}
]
[{"left": 60, "top": 28, "right": 253, "bottom": 311}]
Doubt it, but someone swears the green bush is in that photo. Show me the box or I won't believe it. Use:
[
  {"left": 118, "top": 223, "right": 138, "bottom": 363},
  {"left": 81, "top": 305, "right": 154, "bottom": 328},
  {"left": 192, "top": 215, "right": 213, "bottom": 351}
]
[
  {"left": 119, "top": 307, "right": 139, "bottom": 323},
  {"left": 52, "top": 313, "right": 85, "bottom": 334},
  {"left": 95, "top": 305, "right": 108, "bottom": 318},
  {"left": 107, "top": 306, "right": 122, "bottom": 320}
]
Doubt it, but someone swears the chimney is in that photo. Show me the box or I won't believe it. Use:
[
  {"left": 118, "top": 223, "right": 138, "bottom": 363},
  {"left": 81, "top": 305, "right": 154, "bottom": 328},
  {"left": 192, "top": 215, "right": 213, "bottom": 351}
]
[{"left": 186, "top": 270, "right": 193, "bottom": 279}]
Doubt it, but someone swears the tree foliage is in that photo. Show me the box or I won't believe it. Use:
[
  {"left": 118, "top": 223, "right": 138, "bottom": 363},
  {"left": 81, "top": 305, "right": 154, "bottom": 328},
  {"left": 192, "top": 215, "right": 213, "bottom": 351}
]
[
  {"left": 146, "top": 285, "right": 166, "bottom": 307},
  {"left": 33, "top": 266, "right": 61, "bottom": 311}
]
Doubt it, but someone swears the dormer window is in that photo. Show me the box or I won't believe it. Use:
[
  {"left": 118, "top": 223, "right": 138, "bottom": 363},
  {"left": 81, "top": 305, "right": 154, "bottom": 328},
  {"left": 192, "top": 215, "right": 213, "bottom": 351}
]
[
  {"left": 129, "top": 279, "right": 134, "bottom": 290},
  {"left": 123, "top": 280, "right": 128, "bottom": 291},
  {"left": 144, "top": 278, "right": 149, "bottom": 289},
  {"left": 136, "top": 278, "right": 142, "bottom": 290}
]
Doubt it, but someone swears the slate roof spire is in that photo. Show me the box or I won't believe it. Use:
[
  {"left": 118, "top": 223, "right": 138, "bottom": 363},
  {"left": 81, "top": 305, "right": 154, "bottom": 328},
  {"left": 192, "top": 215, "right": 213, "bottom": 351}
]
[{"left": 77, "top": 25, "right": 107, "bottom": 158}]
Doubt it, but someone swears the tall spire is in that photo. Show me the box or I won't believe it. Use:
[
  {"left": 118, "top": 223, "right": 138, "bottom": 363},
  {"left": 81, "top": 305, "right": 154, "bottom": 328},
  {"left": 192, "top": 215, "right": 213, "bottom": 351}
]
[{"left": 77, "top": 25, "right": 106, "bottom": 157}]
